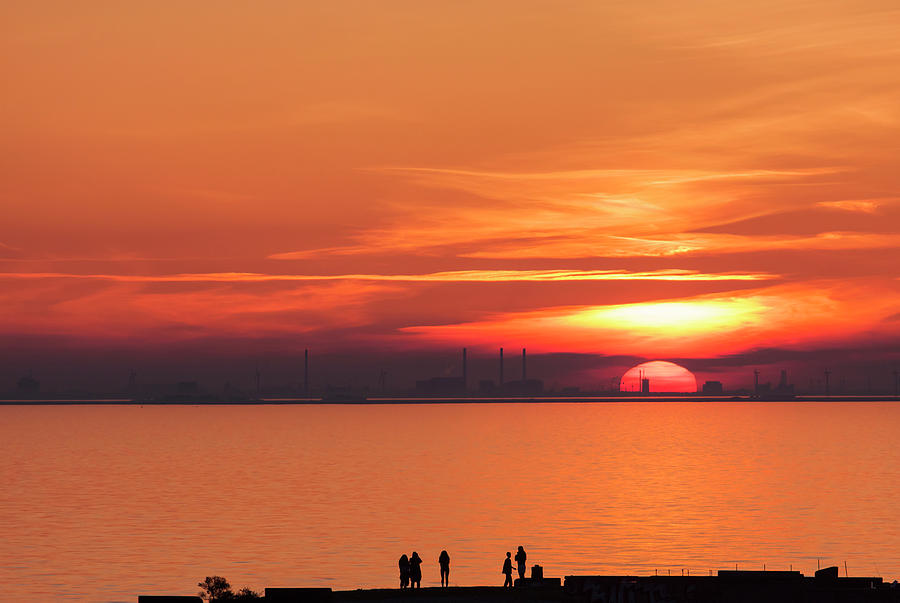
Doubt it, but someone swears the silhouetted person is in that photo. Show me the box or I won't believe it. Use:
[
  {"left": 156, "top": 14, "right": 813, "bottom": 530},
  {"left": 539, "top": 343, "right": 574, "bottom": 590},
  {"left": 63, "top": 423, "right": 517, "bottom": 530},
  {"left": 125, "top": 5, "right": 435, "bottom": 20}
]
[
  {"left": 399, "top": 554, "right": 410, "bottom": 589},
  {"left": 439, "top": 550, "right": 450, "bottom": 587},
  {"left": 502, "top": 552, "right": 513, "bottom": 588},
  {"left": 515, "top": 546, "right": 526, "bottom": 581},
  {"left": 410, "top": 551, "right": 423, "bottom": 588}
]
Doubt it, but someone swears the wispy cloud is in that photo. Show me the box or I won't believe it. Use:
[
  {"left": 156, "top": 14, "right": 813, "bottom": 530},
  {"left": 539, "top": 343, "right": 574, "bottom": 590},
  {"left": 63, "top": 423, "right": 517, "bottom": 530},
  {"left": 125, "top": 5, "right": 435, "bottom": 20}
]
[
  {"left": 0, "top": 277, "right": 399, "bottom": 341},
  {"left": 270, "top": 163, "right": 858, "bottom": 260},
  {"left": 460, "top": 232, "right": 900, "bottom": 259},
  {"left": 0, "top": 241, "right": 22, "bottom": 258},
  {"left": 680, "top": 8, "right": 900, "bottom": 59},
  {"left": 375, "top": 166, "right": 837, "bottom": 184},
  {"left": 273, "top": 230, "right": 900, "bottom": 261},
  {"left": 0, "top": 269, "right": 779, "bottom": 284},
  {"left": 817, "top": 199, "right": 887, "bottom": 213}
]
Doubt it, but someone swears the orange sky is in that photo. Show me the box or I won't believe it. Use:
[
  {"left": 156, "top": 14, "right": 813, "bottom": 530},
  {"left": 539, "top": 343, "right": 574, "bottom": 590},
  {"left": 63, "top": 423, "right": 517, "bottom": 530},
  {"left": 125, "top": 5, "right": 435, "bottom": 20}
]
[{"left": 1, "top": 1, "right": 899, "bottom": 388}]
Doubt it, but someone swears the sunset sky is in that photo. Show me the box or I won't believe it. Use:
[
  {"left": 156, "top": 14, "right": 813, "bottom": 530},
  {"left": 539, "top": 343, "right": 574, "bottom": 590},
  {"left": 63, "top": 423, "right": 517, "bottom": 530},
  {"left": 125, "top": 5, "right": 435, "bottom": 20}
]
[{"left": 2, "top": 1, "right": 899, "bottom": 391}]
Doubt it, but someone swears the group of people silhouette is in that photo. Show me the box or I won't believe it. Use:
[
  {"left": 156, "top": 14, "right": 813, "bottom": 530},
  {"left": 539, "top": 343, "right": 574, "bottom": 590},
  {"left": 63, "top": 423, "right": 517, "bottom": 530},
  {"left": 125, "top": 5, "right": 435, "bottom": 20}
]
[
  {"left": 502, "top": 546, "right": 527, "bottom": 588},
  {"left": 398, "top": 551, "right": 451, "bottom": 589},
  {"left": 397, "top": 546, "right": 527, "bottom": 589}
]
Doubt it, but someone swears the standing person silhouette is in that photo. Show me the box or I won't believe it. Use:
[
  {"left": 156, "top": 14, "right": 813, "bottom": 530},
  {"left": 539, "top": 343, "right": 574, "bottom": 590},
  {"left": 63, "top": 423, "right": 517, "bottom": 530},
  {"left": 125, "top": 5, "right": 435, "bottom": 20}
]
[
  {"left": 438, "top": 550, "right": 451, "bottom": 587},
  {"left": 409, "top": 551, "right": 423, "bottom": 588},
  {"left": 502, "top": 552, "right": 513, "bottom": 587},
  {"left": 398, "top": 554, "right": 410, "bottom": 589},
  {"left": 515, "top": 546, "right": 527, "bottom": 581}
]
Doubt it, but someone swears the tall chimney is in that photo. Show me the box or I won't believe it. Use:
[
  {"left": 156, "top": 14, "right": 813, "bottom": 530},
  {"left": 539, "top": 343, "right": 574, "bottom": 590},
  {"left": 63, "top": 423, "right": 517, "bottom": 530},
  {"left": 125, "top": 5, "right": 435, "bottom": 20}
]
[
  {"left": 462, "top": 347, "right": 467, "bottom": 391},
  {"left": 304, "top": 349, "right": 309, "bottom": 396},
  {"left": 499, "top": 347, "right": 504, "bottom": 389},
  {"left": 522, "top": 348, "right": 527, "bottom": 381}
]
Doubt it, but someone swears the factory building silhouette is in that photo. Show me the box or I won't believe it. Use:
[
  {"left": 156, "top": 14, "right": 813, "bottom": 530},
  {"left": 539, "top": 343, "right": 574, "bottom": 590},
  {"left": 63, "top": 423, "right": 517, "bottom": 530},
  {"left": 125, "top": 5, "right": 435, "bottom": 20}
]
[
  {"left": 701, "top": 380, "right": 724, "bottom": 394},
  {"left": 416, "top": 348, "right": 543, "bottom": 396},
  {"left": 17, "top": 373, "right": 40, "bottom": 395},
  {"left": 751, "top": 369, "right": 796, "bottom": 398}
]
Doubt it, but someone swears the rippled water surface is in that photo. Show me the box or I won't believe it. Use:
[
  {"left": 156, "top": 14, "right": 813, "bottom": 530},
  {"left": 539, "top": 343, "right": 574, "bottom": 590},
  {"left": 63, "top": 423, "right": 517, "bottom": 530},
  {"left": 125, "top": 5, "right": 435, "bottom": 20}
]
[{"left": 2, "top": 402, "right": 899, "bottom": 601}]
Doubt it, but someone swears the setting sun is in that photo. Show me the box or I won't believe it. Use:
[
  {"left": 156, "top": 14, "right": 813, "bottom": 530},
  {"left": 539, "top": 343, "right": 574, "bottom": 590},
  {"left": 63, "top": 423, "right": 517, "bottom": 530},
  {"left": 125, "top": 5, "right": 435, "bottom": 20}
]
[{"left": 621, "top": 360, "right": 698, "bottom": 393}]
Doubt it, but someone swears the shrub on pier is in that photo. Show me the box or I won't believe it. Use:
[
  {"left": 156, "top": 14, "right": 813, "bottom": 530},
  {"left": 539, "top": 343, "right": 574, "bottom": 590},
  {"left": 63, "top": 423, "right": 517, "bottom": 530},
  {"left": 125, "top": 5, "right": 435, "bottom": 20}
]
[{"left": 197, "top": 576, "right": 260, "bottom": 601}]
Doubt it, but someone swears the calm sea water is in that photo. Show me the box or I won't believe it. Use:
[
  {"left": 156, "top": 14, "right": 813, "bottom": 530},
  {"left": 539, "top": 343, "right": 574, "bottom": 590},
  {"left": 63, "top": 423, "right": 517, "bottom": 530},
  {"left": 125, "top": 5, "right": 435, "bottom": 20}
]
[{"left": 1, "top": 402, "right": 898, "bottom": 602}]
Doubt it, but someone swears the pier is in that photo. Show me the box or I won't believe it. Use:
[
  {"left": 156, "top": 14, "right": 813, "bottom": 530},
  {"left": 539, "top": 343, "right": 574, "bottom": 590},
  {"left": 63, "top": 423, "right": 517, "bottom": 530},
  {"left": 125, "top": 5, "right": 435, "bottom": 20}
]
[{"left": 139, "top": 568, "right": 900, "bottom": 602}]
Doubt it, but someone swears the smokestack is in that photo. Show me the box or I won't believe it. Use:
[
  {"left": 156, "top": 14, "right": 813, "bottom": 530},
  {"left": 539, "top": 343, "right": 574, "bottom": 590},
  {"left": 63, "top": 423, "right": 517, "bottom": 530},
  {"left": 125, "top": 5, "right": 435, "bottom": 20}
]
[
  {"left": 499, "top": 347, "right": 504, "bottom": 389},
  {"left": 304, "top": 349, "right": 309, "bottom": 396},
  {"left": 462, "top": 347, "right": 467, "bottom": 391},
  {"left": 522, "top": 348, "right": 527, "bottom": 381}
]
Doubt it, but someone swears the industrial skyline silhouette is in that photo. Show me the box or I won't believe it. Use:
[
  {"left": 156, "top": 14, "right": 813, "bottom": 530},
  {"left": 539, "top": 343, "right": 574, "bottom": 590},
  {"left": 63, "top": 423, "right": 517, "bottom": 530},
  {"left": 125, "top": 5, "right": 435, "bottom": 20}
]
[{"left": 4, "top": 345, "right": 898, "bottom": 400}]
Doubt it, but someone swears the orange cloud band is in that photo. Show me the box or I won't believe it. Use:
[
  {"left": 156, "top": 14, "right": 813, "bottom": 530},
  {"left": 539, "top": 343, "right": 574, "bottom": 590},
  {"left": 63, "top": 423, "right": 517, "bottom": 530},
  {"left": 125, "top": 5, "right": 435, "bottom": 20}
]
[{"left": 0, "top": 269, "right": 779, "bottom": 283}]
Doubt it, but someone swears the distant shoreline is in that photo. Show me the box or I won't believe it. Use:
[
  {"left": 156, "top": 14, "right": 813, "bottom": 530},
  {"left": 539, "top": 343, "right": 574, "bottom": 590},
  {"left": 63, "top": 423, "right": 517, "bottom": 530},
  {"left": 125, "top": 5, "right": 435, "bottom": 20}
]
[{"left": 2, "top": 395, "right": 898, "bottom": 405}]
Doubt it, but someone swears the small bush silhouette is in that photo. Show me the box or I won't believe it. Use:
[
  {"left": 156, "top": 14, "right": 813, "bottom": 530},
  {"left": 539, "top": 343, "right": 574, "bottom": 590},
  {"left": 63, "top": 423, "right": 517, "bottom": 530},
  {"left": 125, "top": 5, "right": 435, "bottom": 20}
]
[
  {"left": 198, "top": 576, "right": 232, "bottom": 602},
  {"left": 198, "top": 576, "right": 260, "bottom": 601},
  {"left": 234, "top": 587, "right": 262, "bottom": 600}
]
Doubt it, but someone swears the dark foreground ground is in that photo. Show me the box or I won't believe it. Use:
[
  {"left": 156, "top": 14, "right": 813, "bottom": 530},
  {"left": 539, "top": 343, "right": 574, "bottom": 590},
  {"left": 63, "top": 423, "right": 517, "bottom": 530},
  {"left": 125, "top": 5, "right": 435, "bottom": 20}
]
[
  {"left": 5, "top": 395, "right": 900, "bottom": 404},
  {"left": 140, "top": 570, "right": 900, "bottom": 603}
]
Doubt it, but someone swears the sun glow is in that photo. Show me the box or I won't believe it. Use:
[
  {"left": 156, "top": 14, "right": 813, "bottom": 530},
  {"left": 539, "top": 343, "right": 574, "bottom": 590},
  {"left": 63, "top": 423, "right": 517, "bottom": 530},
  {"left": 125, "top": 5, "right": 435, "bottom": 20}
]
[
  {"left": 399, "top": 281, "right": 900, "bottom": 357},
  {"left": 571, "top": 299, "right": 764, "bottom": 336}
]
